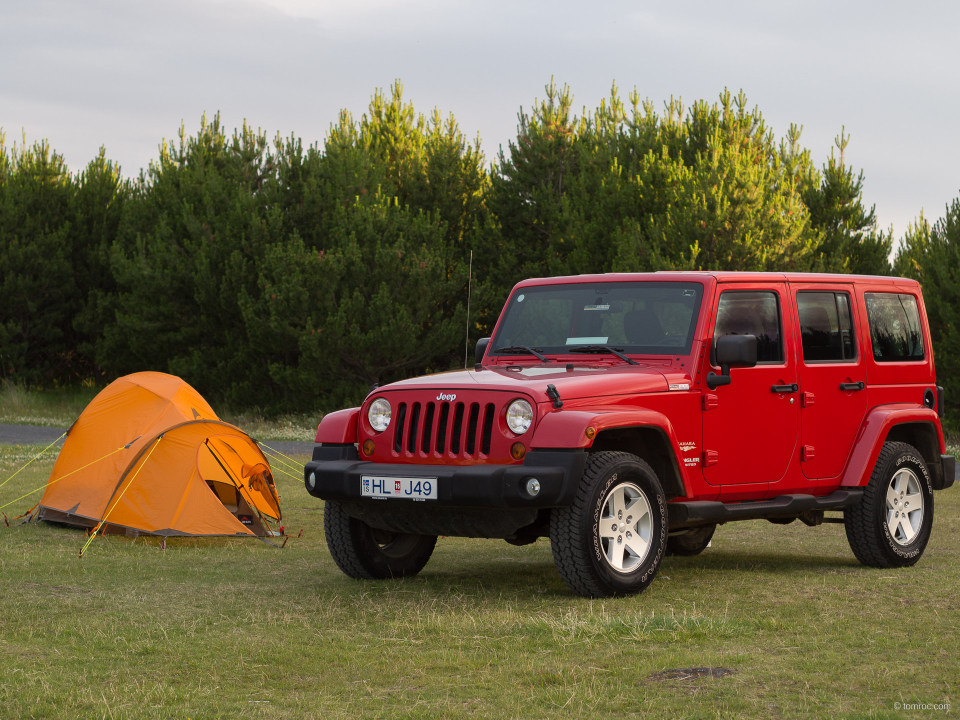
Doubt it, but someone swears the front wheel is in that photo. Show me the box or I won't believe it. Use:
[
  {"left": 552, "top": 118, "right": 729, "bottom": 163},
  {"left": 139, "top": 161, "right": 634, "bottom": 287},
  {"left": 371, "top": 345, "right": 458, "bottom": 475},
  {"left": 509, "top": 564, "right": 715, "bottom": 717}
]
[
  {"left": 324, "top": 501, "right": 437, "bottom": 579},
  {"left": 550, "top": 451, "right": 667, "bottom": 598},
  {"left": 844, "top": 441, "right": 934, "bottom": 568}
]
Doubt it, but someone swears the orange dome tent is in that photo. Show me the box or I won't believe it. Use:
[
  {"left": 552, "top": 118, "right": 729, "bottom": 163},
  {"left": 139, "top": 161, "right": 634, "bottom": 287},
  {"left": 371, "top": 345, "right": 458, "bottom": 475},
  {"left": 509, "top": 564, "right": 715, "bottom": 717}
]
[{"left": 38, "top": 372, "right": 282, "bottom": 539}]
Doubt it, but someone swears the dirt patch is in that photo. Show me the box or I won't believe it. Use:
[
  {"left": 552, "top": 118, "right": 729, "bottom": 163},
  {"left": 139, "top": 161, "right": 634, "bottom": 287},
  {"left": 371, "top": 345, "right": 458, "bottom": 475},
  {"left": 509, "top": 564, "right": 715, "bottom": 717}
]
[
  {"left": 21, "top": 582, "right": 93, "bottom": 596},
  {"left": 649, "top": 667, "right": 737, "bottom": 681}
]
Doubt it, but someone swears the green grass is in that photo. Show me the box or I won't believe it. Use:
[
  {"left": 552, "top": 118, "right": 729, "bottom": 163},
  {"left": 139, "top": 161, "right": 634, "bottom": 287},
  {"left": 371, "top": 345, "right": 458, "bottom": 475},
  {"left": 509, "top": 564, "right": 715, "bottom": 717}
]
[
  {"left": 0, "top": 382, "right": 100, "bottom": 428},
  {"left": 0, "top": 444, "right": 957, "bottom": 719},
  {"left": 945, "top": 429, "right": 959, "bottom": 457},
  {"left": 0, "top": 382, "right": 322, "bottom": 442}
]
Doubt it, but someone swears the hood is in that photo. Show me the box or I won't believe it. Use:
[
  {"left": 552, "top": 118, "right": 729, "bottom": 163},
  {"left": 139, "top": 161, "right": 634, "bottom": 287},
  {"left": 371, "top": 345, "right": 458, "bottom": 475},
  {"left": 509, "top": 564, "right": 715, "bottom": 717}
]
[{"left": 378, "top": 364, "right": 670, "bottom": 403}]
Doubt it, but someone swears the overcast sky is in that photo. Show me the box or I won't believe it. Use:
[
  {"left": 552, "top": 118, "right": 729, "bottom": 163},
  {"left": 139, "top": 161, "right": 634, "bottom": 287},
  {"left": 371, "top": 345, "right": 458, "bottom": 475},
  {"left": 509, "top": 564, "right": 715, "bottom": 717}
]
[{"left": 3, "top": 0, "right": 958, "bottom": 244}]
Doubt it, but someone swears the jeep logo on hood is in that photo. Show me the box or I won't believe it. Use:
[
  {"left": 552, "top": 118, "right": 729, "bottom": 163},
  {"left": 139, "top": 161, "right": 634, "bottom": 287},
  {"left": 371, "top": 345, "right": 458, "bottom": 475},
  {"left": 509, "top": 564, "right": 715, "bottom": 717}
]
[{"left": 436, "top": 393, "right": 457, "bottom": 402}]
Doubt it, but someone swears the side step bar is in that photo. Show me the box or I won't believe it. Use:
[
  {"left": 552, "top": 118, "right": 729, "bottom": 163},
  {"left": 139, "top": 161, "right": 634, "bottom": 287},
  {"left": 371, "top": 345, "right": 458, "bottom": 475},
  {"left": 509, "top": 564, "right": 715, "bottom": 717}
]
[{"left": 668, "top": 490, "right": 863, "bottom": 529}]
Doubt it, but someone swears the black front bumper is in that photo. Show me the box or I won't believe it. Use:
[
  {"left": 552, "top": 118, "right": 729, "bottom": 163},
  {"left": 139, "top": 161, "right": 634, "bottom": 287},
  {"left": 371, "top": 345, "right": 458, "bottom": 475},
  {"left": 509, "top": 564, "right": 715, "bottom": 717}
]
[{"left": 304, "top": 445, "right": 588, "bottom": 509}]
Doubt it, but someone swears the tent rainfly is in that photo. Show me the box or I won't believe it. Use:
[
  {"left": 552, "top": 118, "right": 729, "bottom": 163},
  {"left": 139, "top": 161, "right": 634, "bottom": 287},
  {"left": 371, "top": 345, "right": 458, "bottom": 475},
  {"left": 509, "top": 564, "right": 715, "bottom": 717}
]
[{"left": 38, "top": 372, "right": 282, "bottom": 538}]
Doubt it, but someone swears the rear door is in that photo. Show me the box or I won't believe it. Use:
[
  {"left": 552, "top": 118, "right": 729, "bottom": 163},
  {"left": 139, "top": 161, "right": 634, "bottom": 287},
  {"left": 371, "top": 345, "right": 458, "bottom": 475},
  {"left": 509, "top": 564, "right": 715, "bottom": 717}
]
[
  {"left": 701, "top": 283, "right": 800, "bottom": 490},
  {"left": 792, "top": 284, "right": 868, "bottom": 481}
]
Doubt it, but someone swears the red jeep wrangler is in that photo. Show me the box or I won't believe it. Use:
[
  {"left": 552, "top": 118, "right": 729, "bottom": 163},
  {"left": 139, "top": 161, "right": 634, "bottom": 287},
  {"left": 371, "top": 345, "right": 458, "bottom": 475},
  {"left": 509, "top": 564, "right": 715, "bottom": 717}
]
[{"left": 305, "top": 272, "right": 954, "bottom": 598}]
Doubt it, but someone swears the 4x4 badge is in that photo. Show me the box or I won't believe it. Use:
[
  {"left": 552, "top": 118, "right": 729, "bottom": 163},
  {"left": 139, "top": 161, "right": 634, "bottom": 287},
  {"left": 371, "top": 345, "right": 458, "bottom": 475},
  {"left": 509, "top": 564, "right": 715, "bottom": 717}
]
[{"left": 437, "top": 393, "right": 457, "bottom": 402}]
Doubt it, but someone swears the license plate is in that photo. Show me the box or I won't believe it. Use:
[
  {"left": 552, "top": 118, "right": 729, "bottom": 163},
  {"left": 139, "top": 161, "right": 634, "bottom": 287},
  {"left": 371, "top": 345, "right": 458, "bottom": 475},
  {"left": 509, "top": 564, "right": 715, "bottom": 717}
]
[{"left": 361, "top": 475, "right": 438, "bottom": 500}]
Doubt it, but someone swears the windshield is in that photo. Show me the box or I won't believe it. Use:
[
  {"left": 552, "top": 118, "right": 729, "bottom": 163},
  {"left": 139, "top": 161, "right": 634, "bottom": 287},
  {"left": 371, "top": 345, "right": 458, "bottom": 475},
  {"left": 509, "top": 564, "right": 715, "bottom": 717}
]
[{"left": 490, "top": 281, "right": 704, "bottom": 357}]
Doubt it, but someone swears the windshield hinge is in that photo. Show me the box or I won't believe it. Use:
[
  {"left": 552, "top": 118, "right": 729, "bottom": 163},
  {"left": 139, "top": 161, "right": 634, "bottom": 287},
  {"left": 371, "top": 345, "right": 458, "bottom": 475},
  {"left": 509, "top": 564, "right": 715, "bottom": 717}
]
[{"left": 546, "top": 384, "right": 563, "bottom": 409}]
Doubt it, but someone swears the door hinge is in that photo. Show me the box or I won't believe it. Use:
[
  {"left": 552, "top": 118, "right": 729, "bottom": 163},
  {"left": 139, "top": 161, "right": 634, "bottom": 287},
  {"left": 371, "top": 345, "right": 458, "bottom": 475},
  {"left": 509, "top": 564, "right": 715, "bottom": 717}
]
[
  {"left": 702, "top": 450, "right": 719, "bottom": 467},
  {"left": 802, "top": 445, "right": 815, "bottom": 461},
  {"left": 702, "top": 393, "right": 718, "bottom": 411},
  {"left": 802, "top": 391, "right": 815, "bottom": 407}
]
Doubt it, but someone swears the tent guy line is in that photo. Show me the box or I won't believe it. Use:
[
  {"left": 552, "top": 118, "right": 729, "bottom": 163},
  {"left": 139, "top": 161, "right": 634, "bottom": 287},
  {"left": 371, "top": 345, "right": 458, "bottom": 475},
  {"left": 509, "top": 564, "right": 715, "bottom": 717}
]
[
  {"left": 36, "top": 372, "right": 284, "bottom": 544},
  {"left": 0, "top": 431, "right": 67, "bottom": 493},
  {"left": 203, "top": 439, "right": 278, "bottom": 537},
  {"left": 0, "top": 444, "right": 127, "bottom": 513},
  {"left": 256, "top": 441, "right": 304, "bottom": 471},
  {"left": 79, "top": 434, "right": 164, "bottom": 558}
]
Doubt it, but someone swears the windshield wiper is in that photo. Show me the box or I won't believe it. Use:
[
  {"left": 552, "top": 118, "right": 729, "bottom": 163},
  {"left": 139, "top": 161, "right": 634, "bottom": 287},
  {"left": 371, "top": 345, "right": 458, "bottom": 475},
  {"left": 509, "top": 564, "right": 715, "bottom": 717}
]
[
  {"left": 494, "top": 346, "right": 549, "bottom": 362},
  {"left": 567, "top": 345, "right": 639, "bottom": 365}
]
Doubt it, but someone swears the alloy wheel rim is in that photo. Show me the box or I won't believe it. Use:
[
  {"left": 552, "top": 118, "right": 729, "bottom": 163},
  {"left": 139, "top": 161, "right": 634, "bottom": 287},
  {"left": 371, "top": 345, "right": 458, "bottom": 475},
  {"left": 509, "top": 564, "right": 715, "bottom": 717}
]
[
  {"left": 598, "top": 481, "right": 653, "bottom": 573},
  {"left": 885, "top": 467, "right": 924, "bottom": 546}
]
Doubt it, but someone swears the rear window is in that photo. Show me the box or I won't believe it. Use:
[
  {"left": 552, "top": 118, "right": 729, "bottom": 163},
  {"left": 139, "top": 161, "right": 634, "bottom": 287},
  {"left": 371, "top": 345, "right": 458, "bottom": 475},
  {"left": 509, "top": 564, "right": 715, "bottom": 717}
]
[{"left": 864, "top": 293, "right": 925, "bottom": 363}]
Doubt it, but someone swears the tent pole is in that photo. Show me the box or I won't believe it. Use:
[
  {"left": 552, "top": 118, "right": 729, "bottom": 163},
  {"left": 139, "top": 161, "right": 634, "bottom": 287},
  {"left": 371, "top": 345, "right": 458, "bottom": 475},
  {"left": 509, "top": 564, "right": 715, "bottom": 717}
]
[{"left": 204, "top": 441, "right": 277, "bottom": 534}]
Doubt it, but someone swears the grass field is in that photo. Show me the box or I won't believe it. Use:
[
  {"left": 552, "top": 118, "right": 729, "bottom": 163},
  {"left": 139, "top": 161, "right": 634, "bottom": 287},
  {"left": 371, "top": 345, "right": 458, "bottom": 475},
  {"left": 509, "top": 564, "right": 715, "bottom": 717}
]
[
  {"left": 0, "top": 382, "right": 322, "bottom": 442},
  {"left": 0, "top": 443, "right": 957, "bottom": 719}
]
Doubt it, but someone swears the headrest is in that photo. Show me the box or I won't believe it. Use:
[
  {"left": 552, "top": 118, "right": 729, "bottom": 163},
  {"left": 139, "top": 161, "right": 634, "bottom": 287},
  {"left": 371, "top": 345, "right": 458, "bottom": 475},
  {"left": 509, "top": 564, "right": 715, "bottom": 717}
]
[
  {"left": 718, "top": 307, "right": 763, "bottom": 337},
  {"left": 624, "top": 310, "right": 665, "bottom": 345},
  {"left": 800, "top": 305, "right": 833, "bottom": 334}
]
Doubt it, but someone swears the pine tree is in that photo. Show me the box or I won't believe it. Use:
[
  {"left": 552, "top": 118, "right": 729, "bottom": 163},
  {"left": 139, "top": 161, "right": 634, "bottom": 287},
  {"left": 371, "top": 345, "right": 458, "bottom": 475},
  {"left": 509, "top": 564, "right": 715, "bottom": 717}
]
[
  {"left": 802, "top": 129, "right": 892, "bottom": 275},
  {"left": 0, "top": 133, "right": 78, "bottom": 383},
  {"left": 895, "top": 202, "right": 960, "bottom": 426}
]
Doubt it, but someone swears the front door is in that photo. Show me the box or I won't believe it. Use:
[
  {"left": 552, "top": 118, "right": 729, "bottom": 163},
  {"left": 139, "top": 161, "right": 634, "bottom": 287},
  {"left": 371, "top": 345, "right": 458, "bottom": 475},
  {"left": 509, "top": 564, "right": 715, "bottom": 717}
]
[
  {"left": 792, "top": 285, "right": 868, "bottom": 481},
  {"left": 702, "top": 284, "right": 800, "bottom": 488}
]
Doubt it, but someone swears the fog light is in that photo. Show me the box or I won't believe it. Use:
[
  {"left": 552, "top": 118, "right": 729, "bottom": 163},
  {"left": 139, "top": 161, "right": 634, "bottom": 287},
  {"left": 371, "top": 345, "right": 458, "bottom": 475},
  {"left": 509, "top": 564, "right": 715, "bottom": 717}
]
[
  {"left": 525, "top": 477, "right": 541, "bottom": 497},
  {"left": 362, "top": 439, "right": 375, "bottom": 456},
  {"left": 307, "top": 471, "right": 316, "bottom": 490},
  {"left": 510, "top": 442, "right": 526, "bottom": 460}
]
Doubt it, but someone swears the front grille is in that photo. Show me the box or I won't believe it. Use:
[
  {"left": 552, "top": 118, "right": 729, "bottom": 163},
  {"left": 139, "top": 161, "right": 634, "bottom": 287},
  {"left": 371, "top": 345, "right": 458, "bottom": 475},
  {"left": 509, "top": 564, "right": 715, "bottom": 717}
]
[{"left": 389, "top": 394, "right": 511, "bottom": 461}]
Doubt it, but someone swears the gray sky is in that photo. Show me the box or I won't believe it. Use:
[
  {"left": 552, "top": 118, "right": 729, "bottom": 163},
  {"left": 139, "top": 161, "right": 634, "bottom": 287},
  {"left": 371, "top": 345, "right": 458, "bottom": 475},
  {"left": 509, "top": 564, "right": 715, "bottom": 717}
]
[{"left": 3, "top": 0, "right": 958, "bottom": 243}]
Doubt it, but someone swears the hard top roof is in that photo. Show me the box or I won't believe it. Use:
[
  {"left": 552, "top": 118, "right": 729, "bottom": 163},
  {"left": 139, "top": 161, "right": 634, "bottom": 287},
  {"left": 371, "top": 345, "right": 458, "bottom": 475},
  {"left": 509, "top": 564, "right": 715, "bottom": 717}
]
[{"left": 513, "top": 271, "right": 918, "bottom": 288}]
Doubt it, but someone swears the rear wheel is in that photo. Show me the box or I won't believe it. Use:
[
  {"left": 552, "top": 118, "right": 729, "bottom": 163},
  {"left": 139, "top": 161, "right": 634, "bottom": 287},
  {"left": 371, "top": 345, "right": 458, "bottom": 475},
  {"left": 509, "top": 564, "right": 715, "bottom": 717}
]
[
  {"left": 324, "top": 500, "right": 437, "bottom": 579},
  {"left": 845, "top": 442, "right": 934, "bottom": 568},
  {"left": 550, "top": 451, "right": 667, "bottom": 598},
  {"left": 667, "top": 524, "right": 716, "bottom": 556}
]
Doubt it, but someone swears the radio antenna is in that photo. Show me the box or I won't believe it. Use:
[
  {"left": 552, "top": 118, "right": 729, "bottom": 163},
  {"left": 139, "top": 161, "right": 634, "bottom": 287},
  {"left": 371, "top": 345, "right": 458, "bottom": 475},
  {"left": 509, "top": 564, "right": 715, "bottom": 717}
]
[{"left": 464, "top": 250, "right": 473, "bottom": 369}]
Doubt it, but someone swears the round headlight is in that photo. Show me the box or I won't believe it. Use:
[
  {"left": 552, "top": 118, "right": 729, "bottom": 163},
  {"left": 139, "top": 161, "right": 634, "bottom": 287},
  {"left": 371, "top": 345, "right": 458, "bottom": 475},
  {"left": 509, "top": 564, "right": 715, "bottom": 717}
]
[
  {"left": 368, "top": 398, "right": 392, "bottom": 433},
  {"left": 506, "top": 399, "right": 533, "bottom": 435}
]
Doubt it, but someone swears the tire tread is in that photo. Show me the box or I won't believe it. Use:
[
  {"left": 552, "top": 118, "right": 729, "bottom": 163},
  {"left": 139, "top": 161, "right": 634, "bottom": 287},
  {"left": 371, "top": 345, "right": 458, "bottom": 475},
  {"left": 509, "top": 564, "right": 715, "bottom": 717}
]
[
  {"left": 550, "top": 451, "right": 661, "bottom": 598},
  {"left": 324, "top": 501, "right": 377, "bottom": 579},
  {"left": 844, "top": 441, "right": 927, "bottom": 568}
]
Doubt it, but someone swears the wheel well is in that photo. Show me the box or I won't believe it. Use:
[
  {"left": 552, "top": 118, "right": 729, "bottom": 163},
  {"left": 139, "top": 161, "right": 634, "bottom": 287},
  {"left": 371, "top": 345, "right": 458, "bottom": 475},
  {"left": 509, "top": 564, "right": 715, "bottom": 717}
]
[
  {"left": 885, "top": 422, "right": 943, "bottom": 486},
  {"left": 589, "top": 427, "right": 686, "bottom": 499}
]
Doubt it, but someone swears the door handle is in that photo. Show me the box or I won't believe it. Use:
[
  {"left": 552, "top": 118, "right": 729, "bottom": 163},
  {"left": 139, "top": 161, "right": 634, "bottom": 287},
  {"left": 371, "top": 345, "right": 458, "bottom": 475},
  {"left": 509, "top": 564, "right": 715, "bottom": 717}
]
[
  {"left": 839, "top": 381, "right": 865, "bottom": 391},
  {"left": 771, "top": 383, "right": 799, "bottom": 393}
]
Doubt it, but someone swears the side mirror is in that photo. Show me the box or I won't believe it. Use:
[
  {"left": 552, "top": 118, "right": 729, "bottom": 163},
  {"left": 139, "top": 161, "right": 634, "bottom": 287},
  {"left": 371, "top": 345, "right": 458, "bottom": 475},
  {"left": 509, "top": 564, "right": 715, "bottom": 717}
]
[
  {"left": 707, "top": 335, "right": 757, "bottom": 389},
  {"left": 475, "top": 337, "right": 491, "bottom": 365}
]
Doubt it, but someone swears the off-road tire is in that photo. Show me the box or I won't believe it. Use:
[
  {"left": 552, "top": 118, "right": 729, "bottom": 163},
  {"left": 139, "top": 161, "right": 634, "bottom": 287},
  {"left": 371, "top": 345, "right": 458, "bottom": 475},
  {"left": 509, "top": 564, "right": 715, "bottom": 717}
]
[
  {"left": 549, "top": 451, "right": 667, "bottom": 598},
  {"left": 324, "top": 500, "right": 437, "bottom": 579},
  {"left": 667, "top": 524, "right": 716, "bottom": 556},
  {"left": 844, "top": 441, "right": 934, "bottom": 568}
]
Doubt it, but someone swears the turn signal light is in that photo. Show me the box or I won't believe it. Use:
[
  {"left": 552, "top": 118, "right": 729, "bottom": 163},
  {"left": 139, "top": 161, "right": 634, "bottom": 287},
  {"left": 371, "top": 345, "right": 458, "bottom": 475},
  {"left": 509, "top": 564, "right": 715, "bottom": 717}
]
[
  {"left": 362, "top": 439, "right": 375, "bottom": 456},
  {"left": 510, "top": 442, "right": 526, "bottom": 460},
  {"left": 585, "top": 426, "right": 596, "bottom": 439}
]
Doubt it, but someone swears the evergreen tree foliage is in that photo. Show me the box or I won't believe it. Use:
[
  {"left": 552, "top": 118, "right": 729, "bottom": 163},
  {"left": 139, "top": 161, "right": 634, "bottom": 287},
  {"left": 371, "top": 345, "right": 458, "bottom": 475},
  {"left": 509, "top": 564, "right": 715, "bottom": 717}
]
[
  {"left": 491, "top": 84, "right": 819, "bottom": 290},
  {"left": 801, "top": 129, "right": 892, "bottom": 275},
  {"left": 0, "top": 133, "right": 79, "bottom": 383},
  {"left": 96, "top": 85, "right": 483, "bottom": 411},
  {"left": 96, "top": 115, "right": 286, "bottom": 405},
  {"left": 239, "top": 199, "right": 466, "bottom": 408},
  {"left": 895, "top": 202, "right": 960, "bottom": 426},
  {"left": 5, "top": 81, "right": 941, "bottom": 416}
]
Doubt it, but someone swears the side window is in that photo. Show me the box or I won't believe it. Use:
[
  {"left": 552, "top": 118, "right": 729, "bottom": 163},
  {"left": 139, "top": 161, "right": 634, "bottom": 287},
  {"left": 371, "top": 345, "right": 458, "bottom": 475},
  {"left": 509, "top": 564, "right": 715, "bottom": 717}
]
[
  {"left": 864, "top": 293, "right": 925, "bottom": 362},
  {"left": 796, "top": 291, "right": 857, "bottom": 362},
  {"left": 714, "top": 291, "right": 783, "bottom": 363}
]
